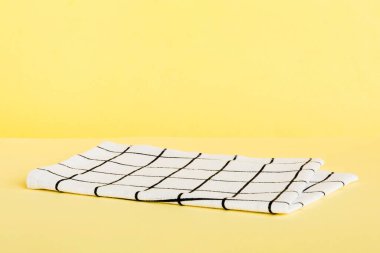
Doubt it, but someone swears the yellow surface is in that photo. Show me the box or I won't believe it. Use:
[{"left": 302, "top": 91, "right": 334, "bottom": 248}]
[
  {"left": 0, "top": 137, "right": 378, "bottom": 253},
  {"left": 1, "top": 1, "right": 380, "bottom": 138}
]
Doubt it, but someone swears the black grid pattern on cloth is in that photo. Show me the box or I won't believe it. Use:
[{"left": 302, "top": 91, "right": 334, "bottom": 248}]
[
  {"left": 30, "top": 143, "right": 345, "bottom": 213},
  {"left": 54, "top": 145, "right": 132, "bottom": 191}
]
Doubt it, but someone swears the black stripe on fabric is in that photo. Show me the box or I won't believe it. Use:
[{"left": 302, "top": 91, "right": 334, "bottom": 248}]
[
  {"left": 94, "top": 148, "right": 167, "bottom": 197},
  {"left": 303, "top": 172, "right": 334, "bottom": 192},
  {"left": 177, "top": 193, "right": 184, "bottom": 206},
  {"left": 305, "top": 190, "right": 326, "bottom": 196},
  {"left": 222, "top": 158, "right": 274, "bottom": 210},
  {"left": 221, "top": 198, "right": 228, "bottom": 210},
  {"left": 309, "top": 180, "right": 345, "bottom": 186},
  {"left": 134, "top": 191, "right": 140, "bottom": 201},
  {"left": 267, "top": 158, "right": 312, "bottom": 214},
  {"left": 54, "top": 146, "right": 131, "bottom": 192},
  {"left": 116, "top": 197, "right": 293, "bottom": 206}
]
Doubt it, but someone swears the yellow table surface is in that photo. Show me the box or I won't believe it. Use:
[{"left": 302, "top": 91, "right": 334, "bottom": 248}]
[{"left": 0, "top": 137, "right": 378, "bottom": 253}]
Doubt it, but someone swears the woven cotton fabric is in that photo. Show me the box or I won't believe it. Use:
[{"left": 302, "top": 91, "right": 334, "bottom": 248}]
[{"left": 26, "top": 141, "right": 358, "bottom": 214}]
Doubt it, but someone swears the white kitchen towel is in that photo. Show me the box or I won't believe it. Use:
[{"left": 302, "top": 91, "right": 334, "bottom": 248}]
[{"left": 26, "top": 141, "right": 358, "bottom": 214}]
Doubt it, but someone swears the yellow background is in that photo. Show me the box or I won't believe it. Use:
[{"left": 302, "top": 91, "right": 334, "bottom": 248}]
[
  {"left": 1, "top": 2, "right": 379, "bottom": 252},
  {"left": 1, "top": 0, "right": 380, "bottom": 138}
]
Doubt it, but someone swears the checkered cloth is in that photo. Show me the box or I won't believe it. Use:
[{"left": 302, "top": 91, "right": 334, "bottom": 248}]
[{"left": 26, "top": 141, "right": 358, "bottom": 214}]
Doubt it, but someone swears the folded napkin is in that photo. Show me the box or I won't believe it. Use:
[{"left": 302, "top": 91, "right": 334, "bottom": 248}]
[{"left": 27, "top": 141, "right": 358, "bottom": 214}]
